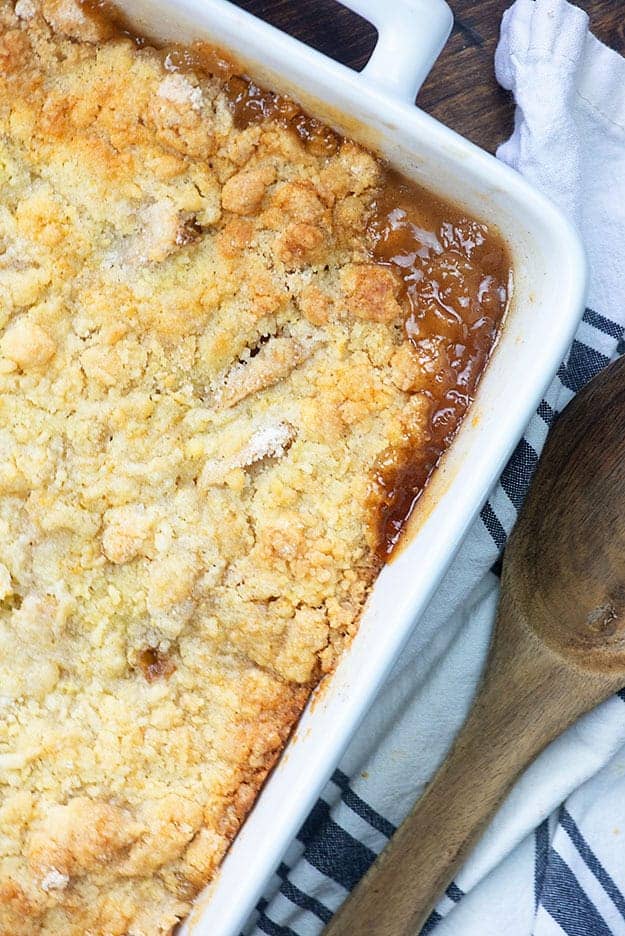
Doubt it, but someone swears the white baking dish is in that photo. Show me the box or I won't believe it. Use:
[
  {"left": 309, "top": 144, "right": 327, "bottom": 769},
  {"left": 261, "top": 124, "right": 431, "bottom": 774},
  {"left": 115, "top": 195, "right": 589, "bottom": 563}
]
[{"left": 111, "top": 1, "right": 587, "bottom": 932}]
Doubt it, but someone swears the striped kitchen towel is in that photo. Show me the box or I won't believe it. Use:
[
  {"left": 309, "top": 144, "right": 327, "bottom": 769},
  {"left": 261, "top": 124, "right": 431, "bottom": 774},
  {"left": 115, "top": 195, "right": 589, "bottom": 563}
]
[{"left": 243, "top": 1, "right": 625, "bottom": 934}]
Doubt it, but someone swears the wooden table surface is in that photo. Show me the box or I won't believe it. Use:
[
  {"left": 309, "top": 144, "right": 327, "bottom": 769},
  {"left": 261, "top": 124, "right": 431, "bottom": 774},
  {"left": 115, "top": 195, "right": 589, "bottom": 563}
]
[{"left": 232, "top": 0, "right": 625, "bottom": 154}]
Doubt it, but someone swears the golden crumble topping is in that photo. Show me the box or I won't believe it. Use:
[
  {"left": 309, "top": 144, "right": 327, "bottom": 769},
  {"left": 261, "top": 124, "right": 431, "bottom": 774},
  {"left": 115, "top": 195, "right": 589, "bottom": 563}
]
[{"left": 0, "top": 3, "right": 509, "bottom": 933}]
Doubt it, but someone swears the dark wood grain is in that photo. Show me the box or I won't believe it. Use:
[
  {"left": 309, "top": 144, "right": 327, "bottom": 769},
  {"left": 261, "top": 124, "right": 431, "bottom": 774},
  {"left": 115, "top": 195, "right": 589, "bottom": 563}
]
[
  {"left": 232, "top": 0, "right": 625, "bottom": 154},
  {"left": 230, "top": 0, "right": 377, "bottom": 69}
]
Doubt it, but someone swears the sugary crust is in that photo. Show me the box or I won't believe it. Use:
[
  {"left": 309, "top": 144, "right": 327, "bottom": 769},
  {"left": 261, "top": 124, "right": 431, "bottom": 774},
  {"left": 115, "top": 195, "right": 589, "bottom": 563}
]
[{"left": 0, "top": 2, "right": 435, "bottom": 932}]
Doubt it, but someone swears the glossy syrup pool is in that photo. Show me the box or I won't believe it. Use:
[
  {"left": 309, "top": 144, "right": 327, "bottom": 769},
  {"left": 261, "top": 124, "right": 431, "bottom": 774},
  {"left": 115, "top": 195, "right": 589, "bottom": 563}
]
[
  {"left": 80, "top": 0, "right": 511, "bottom": 559},
  {"left": 368, "top": 173, "right": 510, "bottom": 558}
]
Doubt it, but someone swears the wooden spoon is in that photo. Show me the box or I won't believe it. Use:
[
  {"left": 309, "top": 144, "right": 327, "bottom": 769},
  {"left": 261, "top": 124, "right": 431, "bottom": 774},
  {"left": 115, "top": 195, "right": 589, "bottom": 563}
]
[{"left": 326, "top": 353, "right": 625, "bottom": 936}]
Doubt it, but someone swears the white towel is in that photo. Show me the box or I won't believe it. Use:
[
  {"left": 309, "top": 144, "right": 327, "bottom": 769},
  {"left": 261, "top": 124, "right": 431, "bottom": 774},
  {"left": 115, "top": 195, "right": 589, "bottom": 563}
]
[{"left": 244, "top": 3, "right": 625, "bottom": 934}]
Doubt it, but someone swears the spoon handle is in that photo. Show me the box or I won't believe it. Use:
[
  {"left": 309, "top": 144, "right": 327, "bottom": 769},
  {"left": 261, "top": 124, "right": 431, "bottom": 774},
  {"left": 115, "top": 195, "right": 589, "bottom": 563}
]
[{"left": 324, "top": 585, "right": 623, "bottom": 936}]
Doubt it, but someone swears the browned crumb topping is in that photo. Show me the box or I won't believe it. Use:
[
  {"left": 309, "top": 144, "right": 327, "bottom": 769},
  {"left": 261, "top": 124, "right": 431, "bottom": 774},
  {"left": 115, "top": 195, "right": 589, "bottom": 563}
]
[{"left": 0, "top": 3, "right": 509, "bottom": 934}]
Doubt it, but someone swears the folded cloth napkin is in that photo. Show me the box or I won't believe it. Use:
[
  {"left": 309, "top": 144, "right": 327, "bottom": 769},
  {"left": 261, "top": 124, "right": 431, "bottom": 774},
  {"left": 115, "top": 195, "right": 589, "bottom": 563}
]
[{"left": 243, "top": 2, "right": 625, "bottom": 934}]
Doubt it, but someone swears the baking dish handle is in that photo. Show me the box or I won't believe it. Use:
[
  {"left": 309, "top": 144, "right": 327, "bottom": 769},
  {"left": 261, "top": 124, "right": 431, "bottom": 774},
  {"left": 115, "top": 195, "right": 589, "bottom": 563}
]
[{"left": 340, "top": 0, "right": 453, "bottom": 102}]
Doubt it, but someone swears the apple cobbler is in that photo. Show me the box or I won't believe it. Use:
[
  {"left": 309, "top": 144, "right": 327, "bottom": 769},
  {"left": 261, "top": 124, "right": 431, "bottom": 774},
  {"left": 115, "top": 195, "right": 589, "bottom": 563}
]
[{"left": 0, "top": 2, "right": 510, "bottom": 933}]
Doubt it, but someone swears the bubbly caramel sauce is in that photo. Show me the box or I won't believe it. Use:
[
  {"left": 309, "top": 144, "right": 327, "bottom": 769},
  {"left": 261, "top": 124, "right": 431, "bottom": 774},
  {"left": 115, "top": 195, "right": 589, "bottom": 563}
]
[
  {"left": 369, "top": 173, "right": 509, "bottom": 557},
  {"left": 79, "top": 0, "right": 511, "bottom": 559},
  {"left": 224, "top": 75, "right": 341, "bottom": 155},
  {"left": 78, "top": 0, "right": 141, "bottom": 41}
]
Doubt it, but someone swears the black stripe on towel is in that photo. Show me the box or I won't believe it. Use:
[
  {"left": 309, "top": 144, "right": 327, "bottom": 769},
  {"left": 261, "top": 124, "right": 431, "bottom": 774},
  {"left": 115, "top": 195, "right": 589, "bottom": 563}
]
[
  {"left": 480, "top": 502, "right": 507, "bottom": 550},
  {"left": 256, "top": 912, "right": 296, "bottom": 936},
  {"left": 332, "top": 769, "right": 397, "bottom": 839},
  {"left": 539, "top": 850, "right": 613, "bottom": 936},
  {"left": 560, "top": 807, "right": 625, "bottom": 921},
  {"left": 420, "top": 909, "right": 443, "bottom": 934},
  {"left": 446, "top": 882, "right": 464, "bottom": 903},
  {"left": 499, "top": 437, "right": 539, "bottom": 510},
  {"left": 534, "top": 818, "right": 551, "bottom": 908},
  {"left": 298, "top": 798, "right": 376, "bottom": 891},
  {"left": 583, "top": 307, "right": 624, "bottom": 341},
  {"left": 537, "top": 399, "right": 556, "bottom": 427},
  {"left": 275, "top": 863, "right": 333, "bottom": 924},
  {"left": 558, "top": 340, "right": 610, "bottom": 393}
]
